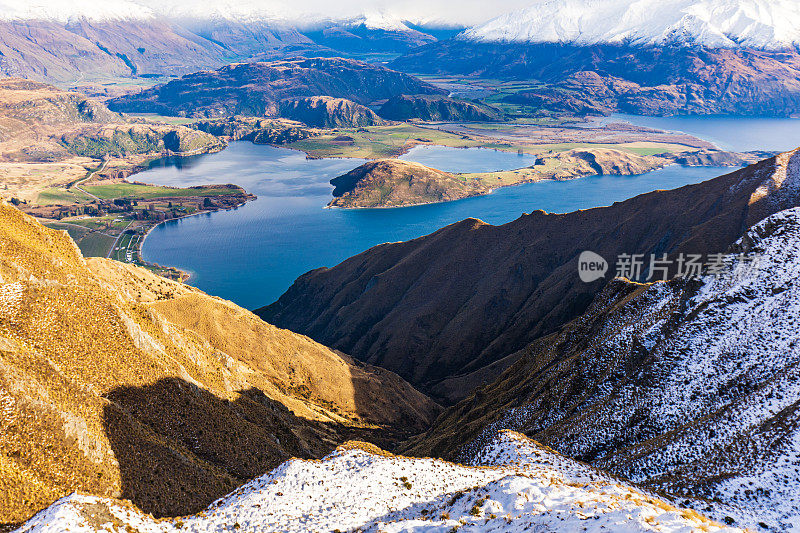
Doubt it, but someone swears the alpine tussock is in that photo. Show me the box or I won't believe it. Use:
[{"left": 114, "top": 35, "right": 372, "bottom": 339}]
[{"left": 0, "top": 201, "right": 437, "bottom": 524}]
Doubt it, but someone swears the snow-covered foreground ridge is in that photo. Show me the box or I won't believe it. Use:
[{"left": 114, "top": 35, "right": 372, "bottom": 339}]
[
  {"left": 445, "top": 206, "right": 800, "bottom": 531},
  {"left": 462, "top": 0, "right": 800, "bottom": 49},
  {"left": 17, "top": 431, "right": 737, "bottom": 533}
]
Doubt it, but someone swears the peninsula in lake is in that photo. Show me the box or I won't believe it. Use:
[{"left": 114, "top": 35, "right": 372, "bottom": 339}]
[{"left": 6, "top": 1, "right": 800, "bottom": 532}]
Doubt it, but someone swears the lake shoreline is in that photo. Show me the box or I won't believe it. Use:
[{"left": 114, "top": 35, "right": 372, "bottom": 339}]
[
  {"left": 135, "top": 195, "right": 255, "bottom": 282},
  {"left": 136, "top": 141, "right": 739, "bottom": 309}
]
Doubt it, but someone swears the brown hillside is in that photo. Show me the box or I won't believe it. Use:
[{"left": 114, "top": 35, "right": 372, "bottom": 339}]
[
  {"left": 378, "top": 94, "right": 504, "bottom": 122},
  {"left": 0, "top": 202, "right": 438, "bottom": 526},
  {"left": 108, "top": 57, "right": 446, "bottom": 118},
  {"left": 0, "top": 79, "right": 222, "bottom": 202},
  {"left": 259, "top": 149, "right": 800, "bottom": 400},
  {"left": 329, "top": 159, "right": 488, "bottom": 208},
  {"left": 399, "top": 206, "right": 800, "bottom": 529},
  {"left": 279, "top": 96, "right": 387, "bottom": 128}
]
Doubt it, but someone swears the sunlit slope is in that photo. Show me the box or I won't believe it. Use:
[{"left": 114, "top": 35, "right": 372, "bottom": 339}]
[{"left": 0, "top": 202, "right": 438, "bottom": 524}]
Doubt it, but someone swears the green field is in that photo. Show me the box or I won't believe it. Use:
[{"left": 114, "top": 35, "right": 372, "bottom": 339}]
[
  {"left": 56, "top": 215, "right": 130, "bottom": 231},
  {"left": 82, "top": 183, "right": 242, "bottom": 200},
  {"left": 110, "top": 232, "right": 134, "bottom": 262},
  {"left": 43, "top": 217, "right": 130, "bottom": 258},
  {"left": 43, "top": 222, "right": 92, "bottom": 241},
  {"left": 287, "top": 123, "right": 689, "bottom": 161},
  {"left": 37, "top": 187, "right": 94, "bottom": 205},
  {"left": 110, "top": 231, "right": 146, "bottom": 264},
  {"left": 288, "top": 124, "right": 537, "bottom": 159},
  {"left": 76, "top": 232, "right": 117, "bottom": 257}
]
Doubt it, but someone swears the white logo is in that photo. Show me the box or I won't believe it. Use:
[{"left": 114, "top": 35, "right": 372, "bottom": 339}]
[{"left": 578, "top": 251, "right": 608, "bottom": 283}]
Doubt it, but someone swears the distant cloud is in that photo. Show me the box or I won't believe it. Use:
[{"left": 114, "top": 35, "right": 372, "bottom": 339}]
[
  {"left": 276, "top": 0, "right": 535, "bottom": 26},
  {"left": 2, "top": 0, "right": 533, "bottom": 26}
]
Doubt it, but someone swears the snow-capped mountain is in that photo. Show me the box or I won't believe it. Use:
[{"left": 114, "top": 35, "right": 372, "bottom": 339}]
[
  {"left": 0, "top": 0, "right": 441, "bottom": 82},
  {"left": 15, "top": 431, "right": 740, "bottom": 533},
  {"left": 461, "top": 0, "right": 800, "bottom": 49},
  {"left": 407, "top": 188, "right": 800, "bottom": 531},
  {"left": 0, "top": 0, "right": 155, "bottom": 22}
]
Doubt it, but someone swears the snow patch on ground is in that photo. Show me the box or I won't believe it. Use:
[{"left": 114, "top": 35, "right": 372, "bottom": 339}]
[
  {"left": 15, "top": 431, "right": 738, "bottom": 533},
  {"left": 464, "top": 207, "right": 800, "bottom": 531}
]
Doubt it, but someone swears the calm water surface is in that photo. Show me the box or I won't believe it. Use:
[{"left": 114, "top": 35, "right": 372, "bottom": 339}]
[
  {"left": 141, "top": 142, "right": 728, "bottom": 309},
  {"left": 587, "top": 114, "right": 800, "bottom": 152},
  {"left": 398, "top": 145, "right": 537, "bottom": 172}
]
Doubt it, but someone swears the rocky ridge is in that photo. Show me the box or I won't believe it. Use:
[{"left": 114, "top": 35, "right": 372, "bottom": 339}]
[
  {"left": 15, "top": 431, "right": 738, "bottom": 533},
  {"left": 378, "top": 94, "right": 504, "bottom": 122},
  {"left": 278, "top": 96, "right": 387, "bottom": 128},
  {"left": 192, "top": 116, "right": 318, "bottom": 145},
  {"left": 108, "top": 57, "right": 446, "bottom": 119}
]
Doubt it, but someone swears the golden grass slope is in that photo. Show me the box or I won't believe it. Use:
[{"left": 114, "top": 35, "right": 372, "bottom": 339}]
[
  {"left": 328, "top": 159, "right": 489, "bottom": 208},
  {"left": 0, "top": 202, "right": 438, "bottom": 526}
]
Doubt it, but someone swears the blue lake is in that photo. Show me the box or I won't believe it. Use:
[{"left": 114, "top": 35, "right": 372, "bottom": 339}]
[
  {"left": 587, "top": 114, "right": 800, "bottom": 152},
  {"left": 398, "top": 145, "right": 538, "bottom": 172},
  {"left": 141, "top": 142, "right": 729, "bottom": 309}
]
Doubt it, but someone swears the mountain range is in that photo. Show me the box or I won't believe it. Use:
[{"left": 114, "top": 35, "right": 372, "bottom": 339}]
[
  {"left": 0, "top": 17, "right": 314, "bottom": 83},
  {"left": 6, "top": 1, "right": 800, "bottom": 530},
  {"left": 0, "top": 7, "right": 445, "bottom": 84},
  {"left": 9, "top": 153, "right": 800, "bottom": 530},
  {"left": 403, "top": 205, "right": 800, "bottom": 530},
  {"left": 461, "top": 0, "right": 800, "bottom": 49},
  {"left": 387, "top": 0, "right": 800, "bottom": 117},
  {"left": 259, "top": 148, "right": 800, "bottom": 403},
  {"left": 107, "top": 57, "right": 444, "bottom": 118}
]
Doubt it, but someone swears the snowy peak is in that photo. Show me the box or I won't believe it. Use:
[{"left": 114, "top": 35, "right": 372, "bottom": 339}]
[
  {"left": 461, "top": 0, "right": 800, "bottom": 49},
  {"left": 0, "top": 0, "right": 155, "bottom": 22},
  {"left": 354, "top": 11, "right": 413, "bottom": 32},
  {"left": 16, "top": 431, "right": 740, "bottom": 533},
  {"left": 0, "top": 0, "right": 412, "bottom": 28}
]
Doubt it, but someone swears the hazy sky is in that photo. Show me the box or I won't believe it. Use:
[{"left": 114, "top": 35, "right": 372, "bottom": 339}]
[
  {"left": 7, "top": 0, "right": 534, "bottom": 26},
  {"left": 142, "top": 0, "right": 536, "bottom": 26},
  {"left": 281, "top": 0, "right": 534, "bottom": 25}
]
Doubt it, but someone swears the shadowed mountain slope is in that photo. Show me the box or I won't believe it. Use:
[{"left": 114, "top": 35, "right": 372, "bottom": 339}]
[
  {"left": 0, "top": 202, "right": 438, "bottom": 525},
  {"left": 108, "top": 57, "right": 445, "bottom": 118},
  {"left": 259, "top": 149, "right": 800, "bottom": 400},
  {"left": 401, "top": 207, "right": 800, "bottom": 531},
  {"left": 278, "top": 96, "right": 387, "bottom": 128},
  {"left": 392, "top": 43, "right": 800, "bottom": 116}
]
